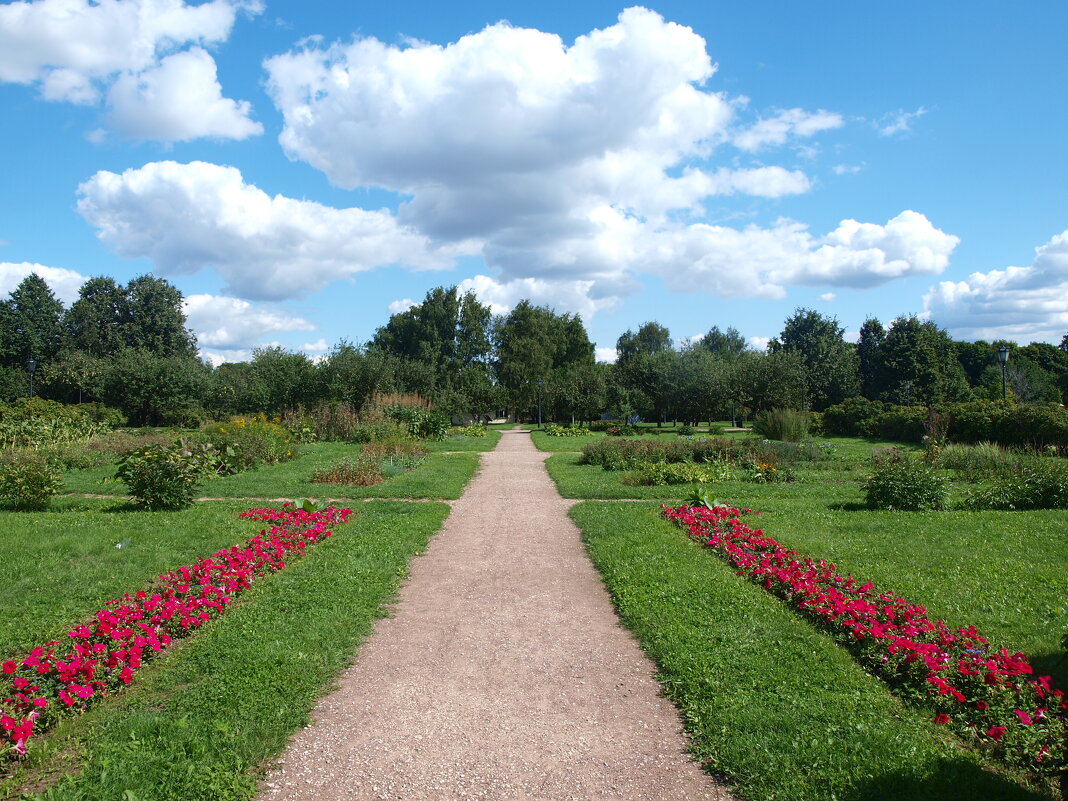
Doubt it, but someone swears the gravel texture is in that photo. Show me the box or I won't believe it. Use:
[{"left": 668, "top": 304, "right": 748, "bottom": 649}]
[{"left": 258, "top": 429, "right": 732, "bottom": 800}]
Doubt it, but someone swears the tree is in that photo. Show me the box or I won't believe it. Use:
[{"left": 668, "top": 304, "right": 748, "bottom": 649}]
[
  {"left": 100, "top": 349, "right": 207, "bottom": 425},
  {"left": 247, "top": 347, "right": 318, "bottom": 414},
  {"left": 769, "top": 308, "right": 859, "bottom": 410},
  {"left": 64, "top": 276, "right": 127, "bottom": 358},
  {"left": 616, "top": 322, "right": 671, "bottom": 364},
  {"left": 0, "top": 273, "right": 65, "bottom": 368},
  {"left": 699, "top": 325, "right": 747, "bottom": 360},
  {"left": 877, "top": 316, "right": 972, "bottom": 406},
  {"left": 318, "top": 341, "right": 390, "bottom": 411},
  {"left": 857, "top": 318, "right": 886, "bottom": 399},
  {"left": 122, "top": 275, "right": 197, "bottom": 357},
  {"left": 493, "top": 301, "right": 595, "bottom": 419}
]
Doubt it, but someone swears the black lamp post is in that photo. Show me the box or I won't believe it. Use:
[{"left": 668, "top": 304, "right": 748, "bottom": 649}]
[
  {"left": 26, "top": 357, "right": 36, "bottom": 398},
  {"left": 903, "top": 380, "right": 912, "bottom": 408},
  {"left": 997, "top": 345, "right": 1009, "bottom": 401},
  {"left": 536, "top": 378, "right": 543, "bottom": 429}
]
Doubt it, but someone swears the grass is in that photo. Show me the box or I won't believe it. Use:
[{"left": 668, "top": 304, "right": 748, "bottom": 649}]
[
  {"left": 0, "top": 499, "right": 255, "bottom": 657},
  {"left": 573, "top": 502, "right": 1053, "bottom": 801},
  {"left": 422, "top": 430, "right": 502, "bottom": 452},
  {"left": 1, "top": 500, "right": 449, "bottom": 801},
  {"left": 60, "top": 443, "right": 479, "bottom": 500},
  {"left": 528, "top": 429, "right": 603, "bottom": 452}
]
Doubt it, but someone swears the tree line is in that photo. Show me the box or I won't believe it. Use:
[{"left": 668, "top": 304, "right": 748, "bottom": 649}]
[{"left": 3, "top": 273, "right": 1067, "bottom": 425}]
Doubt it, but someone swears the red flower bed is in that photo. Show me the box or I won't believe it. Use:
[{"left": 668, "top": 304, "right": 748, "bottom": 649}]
[
  {"left": 1, "top": 503, "right": 351, "bottom": 760},
  {"left": 662, "top": 503, "right": 1066, "bottom": 777}
]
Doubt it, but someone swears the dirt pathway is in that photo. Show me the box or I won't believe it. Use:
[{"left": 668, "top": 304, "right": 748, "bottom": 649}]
[{"left": 259, "top": 429, "right": 732, "bottom": 800}]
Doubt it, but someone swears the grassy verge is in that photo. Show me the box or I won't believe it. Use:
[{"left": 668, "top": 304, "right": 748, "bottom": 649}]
[
  {"left": 2, "top": 501, "right": 449, "bottom": 801},
  {"left": 61, "top": 445, "right": 479, "bottom": 501},
  {"left": 529, "top": 430, "right": 602, "bottom": 452},
  {"left": 422, "top": 430, "right": 502, "bottom": 452},
  {"left": 573, "top": 502, "right": 1052, "bottom": 801},
  {"left": 0, "top": 500, "right": 255, "bottom": 657}
]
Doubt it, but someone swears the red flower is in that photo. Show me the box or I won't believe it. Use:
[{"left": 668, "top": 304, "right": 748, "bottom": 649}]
[
  {"left": 934, "top": 714, "right": 950, "bottom": 725},
  {"left": 1015, "top": 710, "right": 1032, "bottom": 726},
  {"left": 986, "top": 726, "right": 1006, "bottom": 741},
  {"left": 1, "top": 661, "right": 15, "bottom": 674}
]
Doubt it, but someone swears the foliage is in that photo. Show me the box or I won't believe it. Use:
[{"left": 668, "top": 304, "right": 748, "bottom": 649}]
[
  {"left": 0, "top": 449, "right": 62, "bottom": 510},
  {"left": 864, "top": 452, "right": 948, "bottom": 510},
  {"left": 931, "top": 441, "right": 1031, "bottom": 482},
  {"left": 963, "top": 462, "right": 1068, "bottom": 510},
  {"left": 623, "top": 459, "right": 736, "bottom": 485},
  {"left": 452, "top": 424, "right": 486, "bottom": 437},
  {"left": 351, "top": 420, "right": 411, "bottom": 444},
  {"left": 312, "top": 441, "right": 428, "bottom": 487},
  {"left": 381, "top": 403, "right": 450, "bottom": 441},
  {"left": 543, "top": 424, "right": 591, "bottom": 437},
  {"left": 769, "top": 307, "right": 860, "bottom": 410},
  {"left": 199, "top": 414, "right": 297, "bottom": 470},
  {"left": 822, "top": 397, "right": 889, "bottom": 436},
  {"left": 0, "top": 273, "right": 65, "bottom": 367},
  {"left": 0, "top": 398, "right": 101, "bottom": 448},
  {"left": 859, "top": 405, "right": 929, "bottom": 442},
  {"left": 752, "top": 407, "right": 812, "bottom": 442},
  {"left": 676, "top": 424, "right": 695, "bottom": 436},
  {"left": 116, "top": 444, "right": 204, "bottom": 510}
]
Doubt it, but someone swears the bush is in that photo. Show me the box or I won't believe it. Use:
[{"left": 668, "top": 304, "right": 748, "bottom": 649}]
[
  {"left": 821, "top": 398, "right": 888, "bottom": 436},
  {"left": 351, "top": 420, "right": 411, "bottom": 444},
  {"left": 864, "top": 454, "right": 947, "bottom": 511},
  {"left": 676, "top": 424, "right": 695, "bottom": 437},
  {"left": 859, "top": 406, "right": 928, "bottom": 443},
  {"left": 76, "top": 402, "right": 127, "bottom": 428},
  {"left": 159, "top": 406, "right": 212, "bottom": 428},
  {"left": 200, "top": 414, "right": 297, "bottom": 469},
  {"left": 381, "top": 404, "right": 449, "bottom": 441},
  {"left": 281, "top": 404, "right": 360, "bottom": 443},
  {"left": 457, "top": 424, "right": 486, "bottom": 437},
  {"left": 752, "top": 408, "right": 812, "bottom": 442},
  {"left": 543, "top": 424, "right": 591, "bottom": 437},
  {"left": 116, "top": 444, "right": 203, "bottom": 510},
  {"left": 962, "top": 462, "right": 1068, "bottom": 510},
  {"left": 931, "top": 441, "right": 1024, "bottom": 482},
  {"left": 0, "top": 398, "right": 101, "bottom": 449},
  {"left": 312, "top": 440, "right": 427, "bottom": 486},
  {"left": 588, "top": 419, "right": 624, "bottom": 432},
  {"left": 623, "top": 459, "right": 736, "bottom": 486},
  {"left": 0, "top": 449, "right": 63, "bottom": 510}
]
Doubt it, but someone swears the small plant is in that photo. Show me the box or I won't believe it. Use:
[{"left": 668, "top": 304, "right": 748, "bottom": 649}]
[
  {"left": 624, "top": 459, "right": 736, "bottom": 486},
  {"left": 543, "top": 424, "right": 591, "bottom": 437},
  {"left": 0, "top": 449, "right": 63, "bottom": 510},
  {"left": 752, "top": 408, "right": 811, "bottom": 442},
  {"left": 201, "top": 414, "right": 297, "bottom": 469},
  {"left": 456, "top": 424, "right": 487, "bottom": 437},
  {"left": 676, "top": 424, "right": 695, "bottom": 437},
  {"left": 962, "top": 462, "right": 1068, "bottom": 510},
  {"left": 864, "top": 456, "right": 947, "bottom": 511},
  {"left": 116, "top": 444, "right": 203, "bottom": 510}
]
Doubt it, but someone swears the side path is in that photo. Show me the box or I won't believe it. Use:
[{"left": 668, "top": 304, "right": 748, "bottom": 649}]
[{"left": 259, "top": 429, "right": 733, "bottom": 800}]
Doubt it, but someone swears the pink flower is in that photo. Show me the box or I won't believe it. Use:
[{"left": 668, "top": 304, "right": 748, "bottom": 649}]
[
  {"left": 1014, "top": 710, "right": 1032, "bottom": 726},
  {"left": 986, "top": 726, "right": 1006, "bottom": 741}
]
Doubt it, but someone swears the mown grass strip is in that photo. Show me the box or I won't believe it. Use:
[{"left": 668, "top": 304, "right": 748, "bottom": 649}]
[
  {"left": 4, "top": 500, "right": 449, "bottom": 801},
  {"left": 0, "top": 500, "right": 255, "bottom": 657},
  {"left": 61, "top": 446, "right": 479, "bottom": 501},
  {"left": 572, "top": 502, "right": 1051, "bottom": 801}
]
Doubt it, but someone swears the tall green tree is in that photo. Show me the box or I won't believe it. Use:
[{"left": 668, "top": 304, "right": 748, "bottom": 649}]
[
  {"left": 64, "top": 276, "right": 127, "bottom": 358},
  {"left": 877, "top": 316, "right": 972, "bottom": 406},
  {"left": 0, "top": 273, "right": 65, "bottom": 367},
  {"left": 616, "top": 321, "right": 671, "bottom": 364},
  {"left": 769, "top": 308, "right": 859, "bottom": 411},
  {"left": 699, "top": 325, "right": 747, "bottom": 359},
  {"left": 857, "top": 318, "right": 886, "bottom": 399},
  {"left": 122, "top": 275, "right": 197, "bottom": 357}
]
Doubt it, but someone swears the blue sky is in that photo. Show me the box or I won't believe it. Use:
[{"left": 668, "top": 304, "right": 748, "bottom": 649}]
[{"left": 1, "top": 0, "right": 1066, "bottom": 364}]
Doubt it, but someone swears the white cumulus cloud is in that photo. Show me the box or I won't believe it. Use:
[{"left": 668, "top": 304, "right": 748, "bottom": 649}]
[
  {"left": 0, "top": 262, "right": 86, "bottom": 304},
  {"left": 457, "top": 274, "right": 620, "bottom": 319},
  {"left": 0, "top": 0, "right": 261, "bottom": 140},
  {"left": 387, "top": 298, "right": 418, "bottom": 315},
  {"left": 77, "top": 161, "right": 474, "bottom": 300},
  {"left": 183, "top": 293, "right": 315, "bottom": 352},
  {"left": 106, "top": 48, "right": 262, "bottom": 141},
  {"left": 732, "top": 107, "right": 844, "bottom": 152},
  {"left": 923, "top": 229, "right": 1068, "bottom": 343}
]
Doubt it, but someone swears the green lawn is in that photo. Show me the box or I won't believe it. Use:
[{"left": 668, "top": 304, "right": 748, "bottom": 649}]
[
  {"left": 60, "top": 443, "right": 480, "bottom": 501},
  {"left": 422, "top": 430, "right": 502, "bottom": 452},
  {"left": 574, "top": 502, "right": 1054, "bottom": 801},
  {"left": 2, "top": 501, "right": 449, "bottom": 801}
]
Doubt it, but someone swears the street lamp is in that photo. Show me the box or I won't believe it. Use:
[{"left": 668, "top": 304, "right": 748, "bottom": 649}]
[
  {"left": 997, "top": 345, "right": 1009, "bottom": 401},
  {"left": 903, "top": 380, "right": 912, "bottom": 408},
  {"left": 26, "top": 357, "right": 36, "bottom": 398},
  {"left": 536, "top": 378, "right": 543, "bottom": 429}
]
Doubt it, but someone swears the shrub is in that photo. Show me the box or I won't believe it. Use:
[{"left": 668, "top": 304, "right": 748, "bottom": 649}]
[
  {"left": 312, "top": 441, "right": 427, "bottom": 486},
  {"left": 543, "top": 424, "right": 591, "bottom": 437},
  {"left": 0, "top": 398, "right": 101, "bottom": 449},
  {"left": 606, "top": 423, "right": 641, "bottom": 436},
  {"left": 962, "top": 462, "right": 1068, "bottom": 510},
  {"left": 588, "top": 419, "right": 623, "bottom": 432},
  {"left": 932, "top": 441, "right": 1021, "bottom": 482},
  {"left": 76, "top": 402, "right": 127, "bottom": 428},
  {"left": 458, "top": 424, "right": 486, "bottom": 437},
  {"left": 864, "top": 456, "right": 947, "bottom": 511},
  {"left": 381, "top": 404, "right": 449, "bottom": 441},
  {"left": 623, "top": 459, "right": 736, "bottom": 486},
  {"left": 752, "top": 408, "right": 812, "bottom": 442},
  {"left": 312, "top": 457, "right": 382, "bottom": 487},
  {"left": 822, "top": 397, "right": 887, "bottom": 436},
  {"left": 281, "top": 404, "right": 360, "bottom": 443},
  {"left": 676, "top": 424, "right": 695, "bottom": 437},
  {"left": 0, "top": 449, "right": 63, "bottom": 510},
  {"left": 859, "top": 406, "right": 928, "bottom": 443},
  {"left": 201, "top": 415, "right": 297, "bottom": 469},
  {"left": 116, "top": 444, "right": 203, "bottom": 510},
  {"left": 351, "top": 420, "right": 411, "bottom": 444},
  {"left": 159, "top": 406, "right": 212, "bottom": 428}
]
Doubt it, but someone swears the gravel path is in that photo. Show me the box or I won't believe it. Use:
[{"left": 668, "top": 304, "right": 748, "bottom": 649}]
[{"left": 259, "top": 429, "right": 732, "bottom": 800}]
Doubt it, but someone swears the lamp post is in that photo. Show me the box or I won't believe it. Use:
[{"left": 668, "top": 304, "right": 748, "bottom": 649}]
[
  {"left": 26, "top": 357, "right": 36, "bottom": 398},
  {"left": 903, "top": 380, "right": 912, "bottom": 408},
  {"left": 536, "top": 377, "right": 543, "bottom": 429},
  {"left": 997, "top": 345, "right": 1009, "bottom": 401}
]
